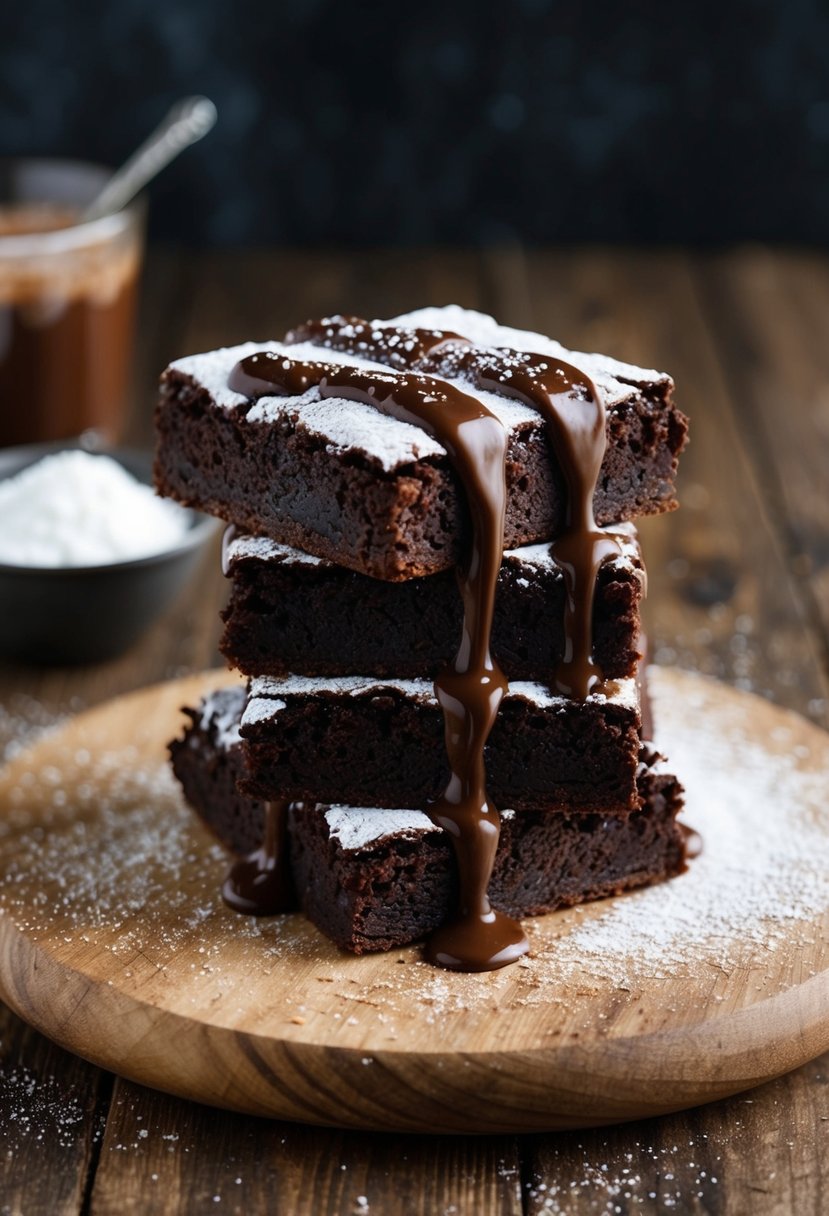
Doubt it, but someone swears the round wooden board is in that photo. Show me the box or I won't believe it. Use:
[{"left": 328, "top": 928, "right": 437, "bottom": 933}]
[{"left": 0, "top": 668, "right": 827, "bottom": 1134}]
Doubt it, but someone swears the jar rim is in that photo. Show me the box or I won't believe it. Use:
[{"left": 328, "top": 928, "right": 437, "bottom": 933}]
[{"left": 0, "top": 158, "right": 145, "bottom": 257}]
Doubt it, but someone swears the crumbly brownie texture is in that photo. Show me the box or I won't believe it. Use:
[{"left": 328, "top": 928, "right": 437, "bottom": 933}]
[
  {"left": 168, "top": 687, "right": 685, "bottom": 954},
  {"left": 239, "top": 675, "right": 642, "bottom": 813},
  {"left": 155, "top": 306, "right": 688, "bottom": 581},
  {"left": 220, "top": 524, "right": 645, "bottom": 680}
]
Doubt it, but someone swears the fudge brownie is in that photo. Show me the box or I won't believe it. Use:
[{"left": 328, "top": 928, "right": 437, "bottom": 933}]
[
  {"left": 155, "top": 306, "right": 688, "bottom": 581},
  {"left": 169, "top": 686, "right": 685, "bottom": 954},
  {"left": 239, "top": 675, "right": 642, "bottom": 813},
  {"left": 289, "top": 776, "right": 686, "bottom": 953},
  {"left": 220, "top": 524, "right": 645, "bottom": 681}
]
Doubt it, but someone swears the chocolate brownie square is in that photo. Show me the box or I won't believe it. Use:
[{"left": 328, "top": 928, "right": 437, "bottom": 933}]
[
  {"left": 239, "top": 674, "right": 642, "bottom": 813},
  {"left": 220, "top": 524, "right": 645, "bottom": 681},
  {"left": 288, "top": 772, "right": 686, "bottom": 953},
  {"left": 155, "top": 306, "right": 688, "bottom": 580}
]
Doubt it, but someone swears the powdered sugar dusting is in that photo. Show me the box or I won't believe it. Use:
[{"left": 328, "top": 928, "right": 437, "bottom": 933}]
[
  {"left": 226, "top": 522, "right": 642, "bottom": 582},
  {"left": 198, "top": 687, "right": 245, "bottom": 749},
  {"left": 324, "top": 806, "right": 440, "bottom": 850},
  {"left": 243, "top": 675, "right": 638, "bottom": 727},
  {"left": 390, "top": 306, "right": 671, "bottom": 395},
  {"left": 533, "top": 672, "right": 829, "bottom": 983},
  {"left": 506, "top": 521, "right": 641, "bottom": 577},
  {"left": 248, "top": 387, "right": 447, "bottom": 471},
  {"left": 164, "top": 306, "right": 669, "bottom": 474},
  {"left": 224, "top": 534, "right": 326, "bottom": 569},
  {"left": 320, "top": 804, "right": 518, "bottom": 851},
  {"left": 0, "top": 694, "right": 69, "bottom": 766}
]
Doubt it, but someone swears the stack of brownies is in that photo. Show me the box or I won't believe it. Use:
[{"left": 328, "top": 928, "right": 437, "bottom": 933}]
[{"left": 158, "top": 305, "right": 689, "bottom": 971}]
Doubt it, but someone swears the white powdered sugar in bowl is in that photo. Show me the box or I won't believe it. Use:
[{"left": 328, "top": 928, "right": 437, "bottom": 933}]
[{"left": 0, "top": 450, "right": 190, "bottom": 568}]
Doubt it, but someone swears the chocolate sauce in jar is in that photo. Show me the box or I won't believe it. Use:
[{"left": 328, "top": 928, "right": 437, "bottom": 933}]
[
  {"left": 228, "top": 352, "right": 528, "bottom": 972},
  {"left": 221, "top": 798, "right": 295, "bottom": 915},
  {"left": 0, "top": 203, "right": 141, "bottom": 447}
]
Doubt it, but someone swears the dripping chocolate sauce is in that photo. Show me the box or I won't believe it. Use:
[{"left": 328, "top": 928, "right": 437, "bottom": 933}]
[
  {"left": 222, "top": 798, "right": 295, "bottom": 915},
  {"left": 228, "top": 351, "right": 528, "bottom": 970},
  {"left": 289, "top": 316, "right": 624, "bottom": 698},
  {"left": 223, "top": 316, "right": 628, "bottom": 968},
  {"left": 455, "top": 350, "right": 621, "bottom": 699}
]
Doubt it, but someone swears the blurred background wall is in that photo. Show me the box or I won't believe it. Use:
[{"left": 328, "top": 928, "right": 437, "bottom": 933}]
[{"left": 3, "top": 0, "right": 829, "bottom": 246}]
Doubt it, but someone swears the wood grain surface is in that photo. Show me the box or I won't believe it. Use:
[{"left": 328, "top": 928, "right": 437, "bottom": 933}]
[
  {"left": 0, "top": 667, "right": 826, "bottom": 1134},
  {"left": 1, "top": 247, "right": 828, "bottom": 1211}
]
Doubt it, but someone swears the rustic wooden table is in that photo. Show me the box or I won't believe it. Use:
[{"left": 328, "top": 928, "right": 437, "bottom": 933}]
[{"left": 1, "top": 248, "right": 828, "bottom": 1215}]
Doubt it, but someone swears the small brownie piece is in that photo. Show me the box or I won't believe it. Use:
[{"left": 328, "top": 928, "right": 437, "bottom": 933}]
[
  {"left": 239, "top": 675, "right": 642, "bottom": 813},
  {"left": 168, "top": 686, "right": 685, "bottom": 955},
  {"left": 155, "top": 306, "right": 688, "bottom": 581},
  {"left": 220, "top": 524, "right": 645, "bottom": 681}
]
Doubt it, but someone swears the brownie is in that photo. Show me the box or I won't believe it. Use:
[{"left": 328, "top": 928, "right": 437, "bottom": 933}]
[
  {"left": 220, "top": 524, "right": 645, "bottom": 681},
  {"left": 169, "top": 687, "right": 685, "bottom": 955},
  {"left": 289, "top": 775, "right": 686, "bottom": 953},
  {"left": 154, "top": 307, "right": 688, "bottom": 581},
  {"left": 239, "top": 674, "right": 642, "bottom": 813}
]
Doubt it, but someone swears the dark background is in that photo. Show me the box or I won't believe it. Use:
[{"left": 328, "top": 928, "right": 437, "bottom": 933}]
[{"left": 2, "top": 0, "right": 829, "bottom": 247}]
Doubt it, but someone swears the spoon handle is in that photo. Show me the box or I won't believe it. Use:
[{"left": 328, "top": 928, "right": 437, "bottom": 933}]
[{"left": 83, "top": 96, "right": 217, "bottom": 221}]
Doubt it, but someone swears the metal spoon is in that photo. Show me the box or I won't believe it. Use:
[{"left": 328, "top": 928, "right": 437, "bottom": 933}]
[{"left": 82, "top": 95, "right": 217, "bottom": 222}]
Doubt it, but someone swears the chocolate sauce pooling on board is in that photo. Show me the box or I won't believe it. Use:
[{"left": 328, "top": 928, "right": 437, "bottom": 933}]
[
  {"left": 222, "top": 799, "right": 295, "bottom": 915},
  {"left": 228, "top": 352, "right": 529, "bottom": 970}
]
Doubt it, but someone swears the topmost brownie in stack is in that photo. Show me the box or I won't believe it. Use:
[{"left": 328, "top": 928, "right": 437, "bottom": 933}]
[
  {"left": 155, "top": 306, "right": 687, "bottom": 580},
  {"left": 155, "top": 305, "right": 689, "bottom": 972}
]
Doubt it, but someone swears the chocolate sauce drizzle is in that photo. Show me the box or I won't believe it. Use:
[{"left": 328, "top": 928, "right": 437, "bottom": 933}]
[
  {"left": 224, "top": 316, "right": 631, "bottom": 968},
  {"left": 222, "top": 798, "right": 295, "bottom": 915},
  {"left": 288, "top": 316, "right": 623, "bottom": 697},
  {"left": 228, "top": 351, "right": 528, "bottom": 971}
]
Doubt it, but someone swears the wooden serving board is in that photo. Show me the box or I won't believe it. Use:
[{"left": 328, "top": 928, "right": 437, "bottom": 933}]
[{"left": 0, "top": 667, "right": 827, "bottom": 1134}]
